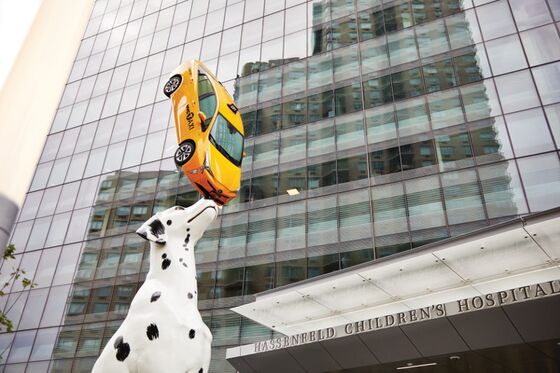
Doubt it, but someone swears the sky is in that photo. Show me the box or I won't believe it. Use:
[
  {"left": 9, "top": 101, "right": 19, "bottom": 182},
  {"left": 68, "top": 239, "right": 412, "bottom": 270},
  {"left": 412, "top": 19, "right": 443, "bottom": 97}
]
[{"left": 0, "top": 0, "right": 43, "bottom": 92}]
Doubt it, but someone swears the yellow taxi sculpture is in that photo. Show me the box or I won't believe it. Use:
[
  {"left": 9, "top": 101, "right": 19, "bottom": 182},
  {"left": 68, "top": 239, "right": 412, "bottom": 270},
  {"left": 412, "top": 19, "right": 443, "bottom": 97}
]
[{"left": 163, "top": 60, "right": 244, "bottom": 205}]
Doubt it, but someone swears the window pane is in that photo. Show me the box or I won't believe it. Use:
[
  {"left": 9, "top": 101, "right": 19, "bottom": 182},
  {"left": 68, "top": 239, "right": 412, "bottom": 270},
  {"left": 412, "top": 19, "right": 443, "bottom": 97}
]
[
  {"left": 495, "top": 70, "right": 540, "bottom": 113},
  {"left": 396, "top": 97, "right": 429, "bottom": 137},
  {"left": 339, "top": 188, "right": 371, "bottom": 241},
  {"left": 517, "top": 153, "right": 560, "bottom": 212},
  {"left": 532, "top": 61, "right": 560, "bottom": 105},
  {"left": 442, "top": 169, "right": 485, "bottom": 225},
  {"left": 469, "top": 117, "right": 513, "bottom": 164},
  {"left": 372, "top": 182, "right": 408, "bottom": 236},
  {"left": 479, "top": 161, "right": 528, "bottom": 218},
  {"left": 360, "top": 37, "right": 389, "bottom": 75},
  {"left": 520, "top": 25, "right": 560, "bottom": 66},
  {"left": 387, "top": 28, "right": 417, "bottom": 66},
  {"left": 308, "top": 160, "right": 337, "bottom": 190},
  {"left": 333, "top": 44, "right": 359, "bottom": 82},
  {"left": 308, "top": 119, "right": 335, "bottom": 157},
  {"left": 406, "top": 175, "right": 445, "bottom": 231},
  {"left": 334, "top": 82, "right": 363, "bottom": 115},
  {"left": 428, "top": 89, "right": 464, "bottom": 129},
  {"left": 244, "top": 262, "right": 274, "bottom": 295},
  {"left": 476, "top": 0, "right": 516, "bottom": 40},
  {"left": 506, "top": 108, "right": 555, "bottom": 157},
  {"left": 392, "top": 67, "right": 424, "bottom": 100},
  {"left": 363, "top": 74, "right": 392, "bottom": 108},
  {"left": 486, "top": 34, "right": 527, "bottom": 75},
  {"left": 358, "top": 8, "right": 384, "bottom": 41},
  {"left": 509, "top": 0, "right": 552, "bottom": 31},
  {"left": 423, "top": 58, "right": 456, "bottom": 93},
  {"left": 246, "top": 207, "right": 276, "bottom": 256},
  {"left": 416, "top": 19, "right": 449, "bottom": 58},
  {"left": 308, "top": 90, "right": 334, "bottom": 122},
  {"left": 277, "top": 201, "right": 305, "bottom": 251},
  {"left": 365, "top": 105, "right": 397, "bottom": 144}
]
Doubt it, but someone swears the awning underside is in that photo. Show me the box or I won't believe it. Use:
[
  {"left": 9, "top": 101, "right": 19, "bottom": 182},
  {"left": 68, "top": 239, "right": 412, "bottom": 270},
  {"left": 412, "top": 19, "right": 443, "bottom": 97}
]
[{"left": 232, "top": 212, "right": 560, "bottom": 336}]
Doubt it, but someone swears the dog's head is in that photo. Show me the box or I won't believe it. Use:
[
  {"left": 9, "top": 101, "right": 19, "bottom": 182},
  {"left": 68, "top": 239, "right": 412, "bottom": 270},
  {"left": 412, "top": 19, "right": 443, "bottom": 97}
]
[{"left": 136, "top": 198, "right": 220, "bottom": 246}]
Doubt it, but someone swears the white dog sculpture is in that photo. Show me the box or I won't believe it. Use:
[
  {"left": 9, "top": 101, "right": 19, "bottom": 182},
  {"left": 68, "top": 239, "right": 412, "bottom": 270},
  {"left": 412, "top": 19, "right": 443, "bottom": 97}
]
[{"left": 92, "top": 198, "right": 219, "bottom": 373}]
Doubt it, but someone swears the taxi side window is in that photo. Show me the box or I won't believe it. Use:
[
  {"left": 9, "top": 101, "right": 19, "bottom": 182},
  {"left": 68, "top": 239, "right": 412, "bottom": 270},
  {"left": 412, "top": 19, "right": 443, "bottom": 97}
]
[{"left": 198, "top": 72, "right": 217, "bottom": 131}]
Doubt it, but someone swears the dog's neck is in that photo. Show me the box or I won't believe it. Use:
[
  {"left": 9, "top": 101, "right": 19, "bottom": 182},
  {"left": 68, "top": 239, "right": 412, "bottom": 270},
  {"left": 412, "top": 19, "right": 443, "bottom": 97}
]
[{"left": 145, "top": 235, "right": 199, "bottom": 304}]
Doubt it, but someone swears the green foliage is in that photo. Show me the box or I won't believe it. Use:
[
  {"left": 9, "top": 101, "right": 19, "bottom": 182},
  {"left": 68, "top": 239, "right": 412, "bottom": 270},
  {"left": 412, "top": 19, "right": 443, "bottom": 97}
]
[{"left": 0, "top": 245, "right": 37, "bottom": 334}]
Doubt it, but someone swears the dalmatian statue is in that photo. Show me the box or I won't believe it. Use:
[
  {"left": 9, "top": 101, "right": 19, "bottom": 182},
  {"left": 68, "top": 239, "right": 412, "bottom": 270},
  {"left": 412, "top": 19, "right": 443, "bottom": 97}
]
[{"left": 92, "top": 198, "right": 219, "bottom": 373}]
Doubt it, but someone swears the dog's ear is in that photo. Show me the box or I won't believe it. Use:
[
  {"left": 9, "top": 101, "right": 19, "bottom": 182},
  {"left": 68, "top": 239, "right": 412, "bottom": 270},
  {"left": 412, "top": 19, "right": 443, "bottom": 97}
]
[{"left": 136, "top": 217, "right": 167, "bottom": 244}]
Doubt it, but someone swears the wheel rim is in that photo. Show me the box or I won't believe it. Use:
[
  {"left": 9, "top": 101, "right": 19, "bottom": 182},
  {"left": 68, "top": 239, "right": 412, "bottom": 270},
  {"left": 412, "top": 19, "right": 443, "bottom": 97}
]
[
  {"left": 165, "top": 77, "right": 181, "bottom": 94},
  {"left": 175, "top": 143, "right": 193, "bottom": 163}
]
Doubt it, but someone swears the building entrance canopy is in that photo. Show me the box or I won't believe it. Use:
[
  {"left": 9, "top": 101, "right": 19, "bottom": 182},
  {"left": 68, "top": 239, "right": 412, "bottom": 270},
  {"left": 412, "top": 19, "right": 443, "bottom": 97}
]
[{"left": 227, "top": 208, "right": 560, "bottom": 372}]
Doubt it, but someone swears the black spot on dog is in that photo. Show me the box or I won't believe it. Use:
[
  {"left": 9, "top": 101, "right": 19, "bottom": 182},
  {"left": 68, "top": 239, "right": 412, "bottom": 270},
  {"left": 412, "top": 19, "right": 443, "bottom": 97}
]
[
  {"left": 166, "top": 219, "right": 172, "bottom": 226},
  {"left": 188, "top": 292, "right": 193, "bottom": 299},
  {"left": 114, "top": 336, "right": 130, "bottom": 361},
  {"left": 187, "top": 228, "right": 190, "bottom": 232},
  {"left": 179, "top": 257, "right": 183, "bottom": 262},
  {"left": 147, "top": 323, "right": 159, "bottom": 340},
  {"left": 150, "top": 291, "right": 161, "bottom": 302},
  {"left": 189, "top": 329, "right": 196, "bottom": 339},
  {"left": 199, "top": 369, "right": 203, "bottom": 373},
  {"left": 149, "top": 218, "right": 165, "bottom": 237},
  {"left": 162, "top": 253, "right": 167, "bottom": 259},
  {"left": 182, "top": 262, "right": 187, "bottom": 268},
  {"left": 162, "top": 258, "right": 171, "bottom": 270},
  {"left": 184, "top": 234, "right": 190, "bottom": 244},
  {"left": 114, "top": 336, "right": 123, "bottom": 349}
]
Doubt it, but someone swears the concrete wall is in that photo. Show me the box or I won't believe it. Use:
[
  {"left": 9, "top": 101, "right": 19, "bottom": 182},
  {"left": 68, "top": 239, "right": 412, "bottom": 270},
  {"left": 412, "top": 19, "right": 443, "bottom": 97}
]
[{"left": 0, "top": 0, "right": 94, "bottom": 249}]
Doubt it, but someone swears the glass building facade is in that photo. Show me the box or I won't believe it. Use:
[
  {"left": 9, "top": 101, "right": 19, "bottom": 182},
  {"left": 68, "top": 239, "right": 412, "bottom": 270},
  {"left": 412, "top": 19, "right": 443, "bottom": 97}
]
[{"left": 2, "top": 0, "right": 560, "bottom": 371}]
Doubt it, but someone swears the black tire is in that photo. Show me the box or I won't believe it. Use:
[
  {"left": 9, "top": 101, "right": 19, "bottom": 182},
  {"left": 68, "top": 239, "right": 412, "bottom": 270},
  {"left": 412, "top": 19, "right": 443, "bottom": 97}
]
[
  {"left": 163, "top": 74, "right": 182, "bottom": 97},
  {"left": 174, "top": 140, "right": 196, "bottom": 167}
]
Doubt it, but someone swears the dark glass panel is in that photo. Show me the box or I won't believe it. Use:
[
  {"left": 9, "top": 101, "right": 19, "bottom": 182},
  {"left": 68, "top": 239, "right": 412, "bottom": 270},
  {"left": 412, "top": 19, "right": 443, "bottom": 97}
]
[
  {"left": 244, "top": 263, "right": 274, "bottom": 295},
  {"left": 412, "top": 0, "right": 443, "bottom": 24},
  {"left": 391, "top": 67, "right": 425, "bottom": 100},
  {"left": 331, "top": 15, "right": 358, "bottom": 49},
  {"left": 308, "top": 253, "right": 340, "bottom": 278},
  {"left": 363, "top": 75, "right": 392, "bottom": 108},
  {"left": 197, "top": 271, "right": 216, "bottom": 301},
  {"left": 369, "top": 145, "right": 401, "bottom": 176},
  {"left": 308, "top": 160, "right": 337, "bottom": 189},
  {"left": 441, "top": 0, "right": 462, "bottom": 16},
  {"left": 337, "top": 154, "right": 368, "bottom": 183},
  {"left": 423, "top": 58, "right": 456, "bottom": 93},
  {"left": 454, "top": 53, "right": 483, "bottom": 85},
  {"left": 335, "top": 82, "right": 363, "bottom": 115},
  {"left": 341, "top": 248, "right": 373, "bottom": 268},
  {"left": 255, "top": 104, "right": 282, "bottom": 135},
  {"left": 308, "top": 90, "right": 335, "bottom": 122},
  {"left": 278, "top": 167, "right": 307, "bottom": 195},
  {"left": 215, "top": 267, "right": 244, "bottom": 298},
  {"left": 400, "top": 139, "right": 437, "bottom": 171},
  {"left": 250, "top": 174, "right": 278, "bottom": 201},
  {"left": 276, "top": 258, "right": 307, "bottom": 286},
  {"left": 383, "top": 1, "right": 413, "bottom": 33},
  {"left": 282, "top": 98, "right": 307, "bottom": 128},
  {"left": 358, "top": 8, "right": 384, "bottom": 41}
]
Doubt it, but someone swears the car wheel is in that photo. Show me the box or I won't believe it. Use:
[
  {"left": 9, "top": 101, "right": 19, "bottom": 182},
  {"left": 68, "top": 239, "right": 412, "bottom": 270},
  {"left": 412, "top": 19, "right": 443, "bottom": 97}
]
[
  {"left": 163, "top": 74, "right": 182, "bottom": 97},
  {"left": 174, "top": 140, "right": 196, "bottom": 167}
]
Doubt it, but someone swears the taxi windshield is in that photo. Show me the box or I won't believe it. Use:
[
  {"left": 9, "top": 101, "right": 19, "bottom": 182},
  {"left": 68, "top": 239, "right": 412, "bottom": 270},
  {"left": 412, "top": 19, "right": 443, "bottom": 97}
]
[
  {"left": 209, "top": 114, "right": 243, "bottom": 167},
  {"left": 197, "top": 70, "right": 216, "bottom": 131}
]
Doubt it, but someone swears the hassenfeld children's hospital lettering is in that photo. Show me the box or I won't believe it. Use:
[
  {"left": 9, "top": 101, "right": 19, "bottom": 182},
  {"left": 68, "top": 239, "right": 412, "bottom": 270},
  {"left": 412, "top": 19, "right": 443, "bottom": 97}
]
[{"left": 254, "top": 280, "right": 560, "bottom": 353}]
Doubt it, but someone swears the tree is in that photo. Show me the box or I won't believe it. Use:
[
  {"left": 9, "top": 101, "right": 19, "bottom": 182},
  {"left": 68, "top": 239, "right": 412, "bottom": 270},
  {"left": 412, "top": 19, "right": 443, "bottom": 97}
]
[{"left": 0, "top": 244, "right": 37, "bottom": 333}]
